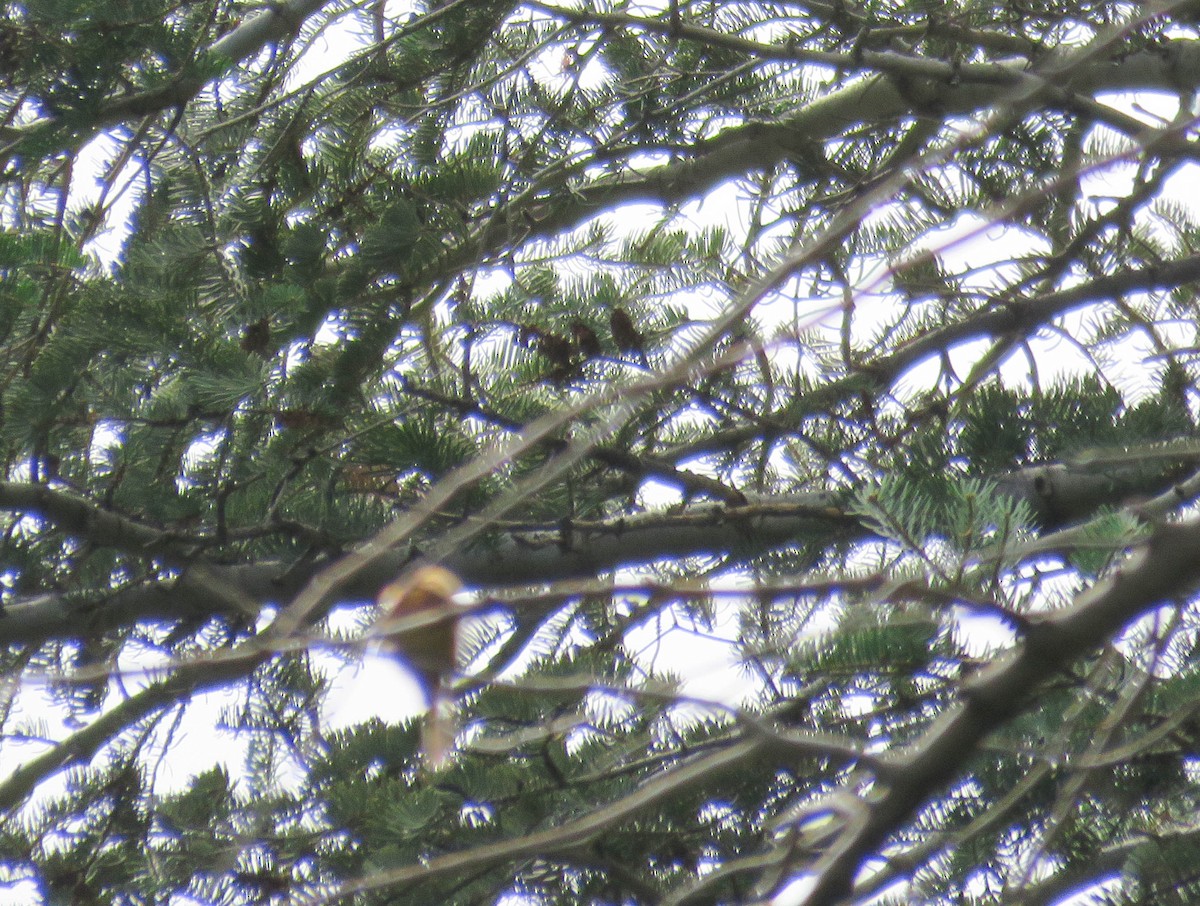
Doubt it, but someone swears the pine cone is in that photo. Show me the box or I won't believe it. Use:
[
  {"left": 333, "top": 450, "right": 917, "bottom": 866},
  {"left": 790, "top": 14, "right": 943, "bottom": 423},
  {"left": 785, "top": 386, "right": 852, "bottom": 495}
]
[
  {"left": 610, "top": 306, "right": 647, "bottom": 365},
  {"left": 571, "top": 320, "right": 602, "bottom": 359}
]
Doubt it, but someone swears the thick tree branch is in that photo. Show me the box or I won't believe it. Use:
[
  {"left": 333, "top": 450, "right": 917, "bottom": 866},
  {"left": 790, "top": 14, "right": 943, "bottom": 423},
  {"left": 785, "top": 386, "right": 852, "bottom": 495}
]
[
  {"left": 454, "top": 41, "right": 1200, "bottom": 280},
  {"left": 5, "top": 255, "right": 1197, "bottom": 644},
  {"left": 802, "top": 516, "right": 1200, "bottom": 904},
  {"left": 530, "top": 1, "right": 1039, "bottom": 67},
  {"left": 0, "top": 452, "right": 1191, "bottom": 646},
  {"left": 306, "top": 516, "right": 1200, "bottom": 904},
  {"left": 671, "top": 252, "right": 1200, "bottom": 461},
  {"left": 0, "top": 480, "right": 174, "bottom": 554},
  {"left": 318, "top": 736, "right": 773, "bottom": 902},
  {"left": 0, "top": 0, "right": 521, "bottom": 163},
  {"left": 0, "top": 642, "right": 273, "bottom": 813},
  {"left": 0, "top": 0, "right": 335, "bottom": 145}
]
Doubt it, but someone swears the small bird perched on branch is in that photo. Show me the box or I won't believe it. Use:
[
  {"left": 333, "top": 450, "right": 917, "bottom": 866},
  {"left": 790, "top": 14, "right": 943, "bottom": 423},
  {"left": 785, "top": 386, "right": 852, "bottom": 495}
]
[{"left": 374, "top": 565, "right": 464, "bottom": 767}]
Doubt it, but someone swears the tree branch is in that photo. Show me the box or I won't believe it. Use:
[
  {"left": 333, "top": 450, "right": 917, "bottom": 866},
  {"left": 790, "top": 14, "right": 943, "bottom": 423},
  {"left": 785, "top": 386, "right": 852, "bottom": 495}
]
[
  {"left": 0, "top": 0, "right": 335, "bottom": 145},
  {"left": 0, "top": 448, "right": 1192, "bottom": 646},
  {"left": 801, "top": 516, "right": 1200, "bottom": 904},
  {"left": 451, "top": 40, "right": 1200, "bottom": 281},
  {"left": 672, "top": 252, "right": 1200, "bottom": 462},
  {"left": 322, "top": 568, "right": 1193, "bottom": 906},
  {"left": 0, "top": 641, "right": 272, "bottom": 812}
]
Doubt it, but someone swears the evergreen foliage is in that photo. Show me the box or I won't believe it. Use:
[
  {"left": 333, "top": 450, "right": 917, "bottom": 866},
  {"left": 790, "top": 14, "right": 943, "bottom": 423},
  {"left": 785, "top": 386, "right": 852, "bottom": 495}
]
[{"left": 3, "top": 1, "right": 1200, "bottom": 904}]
